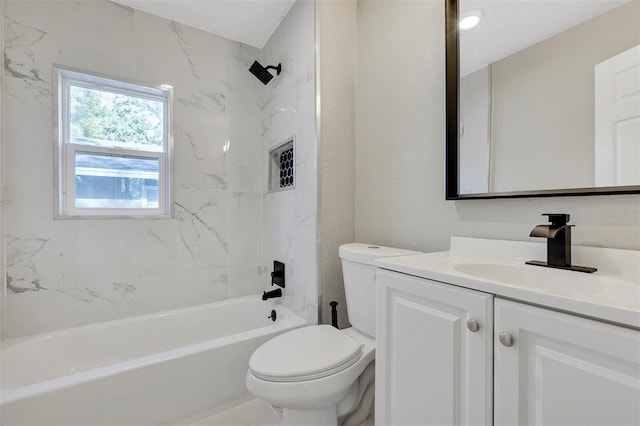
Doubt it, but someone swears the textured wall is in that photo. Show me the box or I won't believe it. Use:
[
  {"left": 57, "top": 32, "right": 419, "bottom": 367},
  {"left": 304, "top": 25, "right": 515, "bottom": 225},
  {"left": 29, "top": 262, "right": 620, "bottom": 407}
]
[
  {"left": 318, "top": 0, "right": 357, "bottom": 328},
  {"left": 355, "top": 0, "right": 640, "bottom": 255},
  {"left": 261, "top": 0, "right": 319, "bottom": 325},
  {"left": 3, "top": 0, "right": 265, "bottom": 337}
]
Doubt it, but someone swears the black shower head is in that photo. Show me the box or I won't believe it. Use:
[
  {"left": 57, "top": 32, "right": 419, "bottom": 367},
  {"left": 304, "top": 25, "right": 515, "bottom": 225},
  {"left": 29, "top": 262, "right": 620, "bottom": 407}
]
[{"left": 249, "top": 60, "right": 282, "bottom": 85}]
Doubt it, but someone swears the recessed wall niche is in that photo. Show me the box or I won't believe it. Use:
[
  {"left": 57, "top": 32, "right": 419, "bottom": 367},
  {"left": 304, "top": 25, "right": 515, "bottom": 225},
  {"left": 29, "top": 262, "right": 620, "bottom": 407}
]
[{"left": 269, "top": 138, "right": 295, "bottom": 192}]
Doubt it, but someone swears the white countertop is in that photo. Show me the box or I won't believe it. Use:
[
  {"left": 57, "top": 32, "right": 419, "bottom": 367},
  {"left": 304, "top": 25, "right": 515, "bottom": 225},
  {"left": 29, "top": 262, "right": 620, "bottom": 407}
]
[{"left": 375, "top": 237, "right": 640, "bottom": 329}]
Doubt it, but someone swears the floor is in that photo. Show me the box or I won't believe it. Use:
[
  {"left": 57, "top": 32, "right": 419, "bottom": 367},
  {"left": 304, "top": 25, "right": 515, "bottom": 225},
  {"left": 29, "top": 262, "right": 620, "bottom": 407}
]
[
  {"left": 192, "top": 400, "right": 281, "bottom": 426},
  {"left": 191, "top": 398, "right": 374, "bottom": 426}
]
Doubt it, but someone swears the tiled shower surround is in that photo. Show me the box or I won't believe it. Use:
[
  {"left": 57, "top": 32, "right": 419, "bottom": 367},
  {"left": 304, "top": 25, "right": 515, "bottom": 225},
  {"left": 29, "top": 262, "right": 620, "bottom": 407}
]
[
  {"left": 262, "top": 0, "right": 318, "bottom": 325},
  {"left": 2, "top": 0, "right": 317, "bottom": 338}
]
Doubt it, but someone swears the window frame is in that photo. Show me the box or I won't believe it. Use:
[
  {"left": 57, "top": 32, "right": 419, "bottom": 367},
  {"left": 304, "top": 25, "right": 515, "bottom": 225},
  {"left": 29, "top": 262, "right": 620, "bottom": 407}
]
[{"left": 54, "top": 65, "right": 173, "bottom": 218}]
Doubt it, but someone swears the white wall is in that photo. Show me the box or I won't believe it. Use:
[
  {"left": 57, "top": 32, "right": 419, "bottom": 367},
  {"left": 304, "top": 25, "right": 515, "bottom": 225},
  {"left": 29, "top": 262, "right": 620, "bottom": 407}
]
[
  {"left": 3, "top": 0, "right": 265, "bottom": 338},
  {"left": 355, "top": 0, "right": 640, "bottom": 254},
  {"left": 261, "top": 0, "right": 319, "bottom": 324},
  {"left": 460, "top": 65, "right": 491, "bottom": 194},
  {"left": 491, "top": 1, "right": 640, "bottom": 192},
  {"left": 318, "top": 0, "right": 357, "bottom": 328}
]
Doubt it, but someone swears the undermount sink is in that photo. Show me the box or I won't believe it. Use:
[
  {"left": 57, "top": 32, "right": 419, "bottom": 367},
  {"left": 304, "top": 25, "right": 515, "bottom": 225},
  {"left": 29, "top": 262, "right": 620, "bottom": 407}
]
[
  {"left": 451, "top": 261, "right": 639, "bottom": 306},
  {"left": 453, "top": 262, "right": 565, "bottom": 286},
  {"left": 375, "top": 237, "right": 640, "bottom": 327}
]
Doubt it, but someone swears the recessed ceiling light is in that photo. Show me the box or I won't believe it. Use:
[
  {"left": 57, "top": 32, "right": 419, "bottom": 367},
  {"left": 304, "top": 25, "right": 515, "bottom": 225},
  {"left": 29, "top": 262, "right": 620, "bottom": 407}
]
[{"left": 460, "top": 11, "right": 482, "bottom": 31}]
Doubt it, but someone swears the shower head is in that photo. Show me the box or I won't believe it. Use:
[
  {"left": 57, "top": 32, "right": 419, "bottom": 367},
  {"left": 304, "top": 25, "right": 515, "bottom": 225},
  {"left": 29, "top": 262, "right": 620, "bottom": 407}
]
[{"left": 249, "top": 60, "right": 282, "bottom": 85}]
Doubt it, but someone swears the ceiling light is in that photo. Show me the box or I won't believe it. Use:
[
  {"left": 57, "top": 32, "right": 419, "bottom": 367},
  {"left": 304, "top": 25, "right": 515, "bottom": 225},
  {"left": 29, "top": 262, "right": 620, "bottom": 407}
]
[{"left": 460, "top": 11, "right": 482, "bottom": 31}]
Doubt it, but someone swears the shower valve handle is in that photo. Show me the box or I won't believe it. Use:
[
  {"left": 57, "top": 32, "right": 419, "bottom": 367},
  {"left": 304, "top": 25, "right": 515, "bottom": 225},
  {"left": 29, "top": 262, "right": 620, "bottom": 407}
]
[{"left": 271, "top": 261, "right": 285, "bottom": 288}]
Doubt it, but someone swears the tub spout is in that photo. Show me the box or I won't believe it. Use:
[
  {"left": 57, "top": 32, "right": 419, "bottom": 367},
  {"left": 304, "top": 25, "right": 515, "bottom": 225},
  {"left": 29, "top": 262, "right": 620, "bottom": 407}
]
[{"left": 262, "top": 288, "right": 282, "bottom": 300}]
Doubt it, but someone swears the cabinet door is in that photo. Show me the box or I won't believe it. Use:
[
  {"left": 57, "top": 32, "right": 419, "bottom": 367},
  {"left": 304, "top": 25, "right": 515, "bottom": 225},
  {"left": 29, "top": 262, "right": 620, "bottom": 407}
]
[
  {"left": 376, "top": 270, "right": 493, "bottom": 426},
  {"left": 495, "top": 298, "right": 640, "bottom": 426}
]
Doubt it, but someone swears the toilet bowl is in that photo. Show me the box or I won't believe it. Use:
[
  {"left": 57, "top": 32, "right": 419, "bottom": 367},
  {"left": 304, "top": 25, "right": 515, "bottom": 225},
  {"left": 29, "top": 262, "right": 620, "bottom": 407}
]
[
  {"left": 246, "top": 326, "right": 375, "bottom": 425},
  {"left": 246, "top": 244, "right": 421, "bottom": 426}
]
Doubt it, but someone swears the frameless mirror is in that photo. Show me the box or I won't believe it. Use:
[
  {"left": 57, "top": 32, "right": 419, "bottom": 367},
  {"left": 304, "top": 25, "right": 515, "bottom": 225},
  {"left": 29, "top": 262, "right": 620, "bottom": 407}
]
[{"left": 445, "top": 0, "right": 640, "bottom": 199}]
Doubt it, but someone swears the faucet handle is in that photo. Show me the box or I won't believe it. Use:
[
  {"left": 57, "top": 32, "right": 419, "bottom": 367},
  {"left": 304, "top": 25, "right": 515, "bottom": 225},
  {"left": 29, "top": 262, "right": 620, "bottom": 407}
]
[
  {"left": 542, "top": 213, "right": 570, "bottom": 226},
  {"left": 271, "top": 261, "right": 285, "bottom": 288}
]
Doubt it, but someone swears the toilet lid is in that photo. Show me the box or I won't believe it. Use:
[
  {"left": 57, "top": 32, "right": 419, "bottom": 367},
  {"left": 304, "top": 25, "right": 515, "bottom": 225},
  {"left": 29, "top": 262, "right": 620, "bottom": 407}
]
[{"left": 249, "top": 325, "right": 363, "bottom": 382}]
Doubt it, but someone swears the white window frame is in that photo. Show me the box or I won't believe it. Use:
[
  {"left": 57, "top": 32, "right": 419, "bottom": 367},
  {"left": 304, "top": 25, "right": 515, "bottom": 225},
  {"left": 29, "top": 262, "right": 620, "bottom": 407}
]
[{"left": 54, "top": 66, "right": 173, "bottom": 218}]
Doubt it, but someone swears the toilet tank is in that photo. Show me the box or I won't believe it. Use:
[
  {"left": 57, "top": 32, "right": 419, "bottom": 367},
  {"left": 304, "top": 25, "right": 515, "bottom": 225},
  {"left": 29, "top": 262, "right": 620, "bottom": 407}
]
[{"left": 339, "top": 243, "right": 421, "bottom": 338}]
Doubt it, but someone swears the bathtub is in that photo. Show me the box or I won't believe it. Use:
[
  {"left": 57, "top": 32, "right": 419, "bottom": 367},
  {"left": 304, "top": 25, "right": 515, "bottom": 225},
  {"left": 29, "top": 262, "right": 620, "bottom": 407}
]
[{"left": 0, "top": 295, "right": 306, "bottom": 425}]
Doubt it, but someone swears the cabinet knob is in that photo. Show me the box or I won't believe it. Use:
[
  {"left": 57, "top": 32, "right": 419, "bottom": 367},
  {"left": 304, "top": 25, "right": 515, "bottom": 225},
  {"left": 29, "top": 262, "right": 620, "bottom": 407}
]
[
  {"left": 499, "top": 332, "right": 514, "bottom": 347},
  {"left": 466, "top": 319, "right": 480, "bottom": 332}
]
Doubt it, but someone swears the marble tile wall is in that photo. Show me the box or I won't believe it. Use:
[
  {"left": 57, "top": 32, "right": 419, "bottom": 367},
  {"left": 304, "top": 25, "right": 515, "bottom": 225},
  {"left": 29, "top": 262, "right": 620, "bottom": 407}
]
[
  {"left": 0, "top": 0, "right": 5, "bottom": 340},
  {"left": 261, "top": 0, "right": 319, "bottom": 325},
  {"left": 2, "top": 0, "right": 268, "bottom": 338}
]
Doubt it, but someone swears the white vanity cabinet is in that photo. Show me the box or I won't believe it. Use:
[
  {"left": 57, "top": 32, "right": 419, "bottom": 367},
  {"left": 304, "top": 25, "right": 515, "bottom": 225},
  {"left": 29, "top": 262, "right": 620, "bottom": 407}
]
[
  {"left": 376, "top": 269, "right": 640, "bottom": 426},
  {"left": 494, "top": 299, "right": 640, "bottom": 426},
  {"left": 375, "top": 269, "right": 494, "bottom": 426}
]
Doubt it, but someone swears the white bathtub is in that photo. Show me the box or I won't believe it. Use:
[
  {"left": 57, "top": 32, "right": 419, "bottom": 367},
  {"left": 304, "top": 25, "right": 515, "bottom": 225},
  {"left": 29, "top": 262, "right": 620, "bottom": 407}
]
[{"left": 0, "top": 295, "right": 306, "bottom": 425}]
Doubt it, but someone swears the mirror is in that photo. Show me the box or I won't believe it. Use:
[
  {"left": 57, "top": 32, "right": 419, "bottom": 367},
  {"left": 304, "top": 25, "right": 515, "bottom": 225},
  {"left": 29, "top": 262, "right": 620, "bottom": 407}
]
[{"left": 445, "top": 0, "right": 640, "bottom": 199}]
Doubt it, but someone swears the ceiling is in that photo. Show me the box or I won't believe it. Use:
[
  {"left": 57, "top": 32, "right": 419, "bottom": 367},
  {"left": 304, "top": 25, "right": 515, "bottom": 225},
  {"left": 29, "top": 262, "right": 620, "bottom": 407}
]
[
  {"left": 460, "top": 0, "right": 631, "bottom": 76},
  {"left": 112, "top": 0, "right": 297, "bottom": 48},
  {"left": 111, "top": 0, "right": 631, "bottom": 68}
]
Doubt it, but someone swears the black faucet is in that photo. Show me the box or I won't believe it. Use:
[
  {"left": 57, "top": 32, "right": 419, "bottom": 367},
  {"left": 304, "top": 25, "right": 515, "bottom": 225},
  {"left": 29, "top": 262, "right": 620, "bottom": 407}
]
[
  {"left": 262, "top": 288, "right": 282, "bottom": 300},
  {"left": 263, "top": 260, "right": 285, "bottom": 300},
  {"left": 525, "top": 213, "right": 597, "bottom": 273}
]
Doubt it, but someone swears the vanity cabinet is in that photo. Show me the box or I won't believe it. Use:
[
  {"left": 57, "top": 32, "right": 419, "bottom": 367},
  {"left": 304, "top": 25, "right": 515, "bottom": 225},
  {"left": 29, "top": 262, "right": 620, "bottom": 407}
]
[
  {"left": 375, "top": 270, "right": 494, "bottom": 426},
  {"left": 494, "top": 299, "right": 640, "bottom": 426},
  {"left": 376, "top": 269, "right": 640, "bottom": 426}
]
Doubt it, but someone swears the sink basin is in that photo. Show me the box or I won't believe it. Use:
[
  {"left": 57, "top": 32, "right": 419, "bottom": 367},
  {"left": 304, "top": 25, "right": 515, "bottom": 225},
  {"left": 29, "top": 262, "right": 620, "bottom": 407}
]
[
  {"left": 451, "top": 262, "right": 639, "bottom": 307},
  {"left": 453, "top": 262, "right": 556, "bottom": 287},
  {"left": 375, "top": 237, "right": 640, "bottom": 327}
]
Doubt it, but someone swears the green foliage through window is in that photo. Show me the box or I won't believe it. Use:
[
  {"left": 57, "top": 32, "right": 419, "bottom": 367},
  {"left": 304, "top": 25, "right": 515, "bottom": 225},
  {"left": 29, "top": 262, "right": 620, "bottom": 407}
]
[{"left": 69, "top": 86, "right": 164, "bottom": 147}]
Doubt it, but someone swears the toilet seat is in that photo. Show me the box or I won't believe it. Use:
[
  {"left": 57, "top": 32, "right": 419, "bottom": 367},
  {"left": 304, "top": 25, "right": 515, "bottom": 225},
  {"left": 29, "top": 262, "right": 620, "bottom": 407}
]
[{"left": 249, "top": 325, "right": 363, "bottom": 382}]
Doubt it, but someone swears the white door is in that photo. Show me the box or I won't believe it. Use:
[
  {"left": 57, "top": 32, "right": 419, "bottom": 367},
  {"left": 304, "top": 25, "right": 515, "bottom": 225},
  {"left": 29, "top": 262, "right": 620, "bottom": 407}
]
[
  {"left": 595, "top": 44, "right": 640, "bottom": 186},
  {"left": 494, "top": 298, "right": 640, "bottom": 426},
  {"left": 375, "top": 270, "right": 493, "bottom": 426}
]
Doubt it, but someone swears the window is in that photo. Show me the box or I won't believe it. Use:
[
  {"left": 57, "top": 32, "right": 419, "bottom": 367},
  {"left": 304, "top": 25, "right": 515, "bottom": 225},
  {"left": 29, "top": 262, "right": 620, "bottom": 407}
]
[{"left": 55, "top": 66, "right": 172, "bottom": 218}]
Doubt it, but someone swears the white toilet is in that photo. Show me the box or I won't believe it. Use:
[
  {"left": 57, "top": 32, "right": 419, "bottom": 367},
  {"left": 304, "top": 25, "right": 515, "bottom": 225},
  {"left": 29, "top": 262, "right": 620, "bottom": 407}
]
[{"left": 246, "top": 243, "right": 421, "bottom": 426}]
